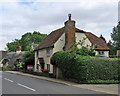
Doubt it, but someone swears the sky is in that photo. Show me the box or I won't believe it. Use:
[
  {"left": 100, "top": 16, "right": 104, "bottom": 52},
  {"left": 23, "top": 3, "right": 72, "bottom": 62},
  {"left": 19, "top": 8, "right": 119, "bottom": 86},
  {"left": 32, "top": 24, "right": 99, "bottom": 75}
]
[{"left": 0, "top": 0, "right": 119, "bottom": 50}]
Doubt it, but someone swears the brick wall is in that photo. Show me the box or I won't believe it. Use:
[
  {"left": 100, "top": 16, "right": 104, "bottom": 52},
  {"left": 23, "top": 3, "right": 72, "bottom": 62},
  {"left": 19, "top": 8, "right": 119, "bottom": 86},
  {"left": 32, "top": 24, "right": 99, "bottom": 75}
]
[
  {"left": 63, "top": 19, "right": 76, "bottom": 51},
  {"left": 117, "top": 50, "right": 120, "bottom": 56}
]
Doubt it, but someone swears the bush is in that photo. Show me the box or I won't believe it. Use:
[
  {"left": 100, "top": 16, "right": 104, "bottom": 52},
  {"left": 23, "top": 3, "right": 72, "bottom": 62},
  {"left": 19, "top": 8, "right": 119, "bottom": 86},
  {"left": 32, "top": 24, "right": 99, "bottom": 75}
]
[
  {"left": 109, "top": 55, "right": 120, "bottom": 58},
  {"left": 22, "top": 51, "right": 34, "bottom": 70},
  {"left": 51, "top": 51, "right": 119, "bottom": 82},
  {"left": 69, "top": 47, "right": 96, "bottom": 56},
  {"left": 2, "top": 66, "right": 13, "bottom": 71},
  {"left": 13, "top": 63, "right": 23, "bottom": 70}
]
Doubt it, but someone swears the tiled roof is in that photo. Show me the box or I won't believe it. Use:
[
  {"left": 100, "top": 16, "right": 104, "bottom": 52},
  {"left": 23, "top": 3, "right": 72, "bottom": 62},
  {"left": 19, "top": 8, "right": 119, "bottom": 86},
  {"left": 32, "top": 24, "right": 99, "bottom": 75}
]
[
  {"left": 3, "top": 52, "right": 24, "bottom": 66},
  {"left": 35, "top": 27, "right": 109, "bottom": 51},
  {"left": 35, "top": 27, "right": 65, "bottom": 50},
  {"left": 85, "top": 32, "right": 109, "bottom": 51}
]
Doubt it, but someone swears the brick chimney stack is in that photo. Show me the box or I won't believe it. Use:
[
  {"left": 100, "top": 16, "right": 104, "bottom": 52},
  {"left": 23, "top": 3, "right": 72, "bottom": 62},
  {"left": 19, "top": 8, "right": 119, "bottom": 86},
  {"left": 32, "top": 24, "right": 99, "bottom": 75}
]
[
  {"left": 68, "top": 14, "right": 71, "bottom": 20},
  {"left": 16, "top": 44, "right": 21, "bottom": 54},
  {"left": 63, "top": 14, "right": 76, "bottom": 51},
  {"left": 117, "top": 50, "right": 120, "bottom": 56}
]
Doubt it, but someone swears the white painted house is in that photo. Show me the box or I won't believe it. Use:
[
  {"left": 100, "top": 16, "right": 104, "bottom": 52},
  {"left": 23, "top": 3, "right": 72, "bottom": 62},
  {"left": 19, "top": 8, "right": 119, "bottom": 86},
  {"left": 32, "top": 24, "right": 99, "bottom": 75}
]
[{"left": 34, "top": 14, "right": 109, "bottom": 74}]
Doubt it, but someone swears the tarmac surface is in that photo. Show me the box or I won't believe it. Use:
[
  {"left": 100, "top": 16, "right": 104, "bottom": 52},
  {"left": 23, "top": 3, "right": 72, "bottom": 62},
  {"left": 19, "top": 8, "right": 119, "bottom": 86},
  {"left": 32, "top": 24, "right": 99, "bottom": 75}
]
[{"left": 2, "top": 71, "right": 119, "bottom": 95}]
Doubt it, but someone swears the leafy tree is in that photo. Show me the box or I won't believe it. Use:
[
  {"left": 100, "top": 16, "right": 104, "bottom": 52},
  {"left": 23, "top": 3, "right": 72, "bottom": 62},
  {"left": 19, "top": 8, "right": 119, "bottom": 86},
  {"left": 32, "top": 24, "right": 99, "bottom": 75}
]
[
  {"left": 7, "top": 31, "right": 47, "bottom": 51},
  {"left": 7, "top": 39, "right": 20, "bottom": 51},
  {"left": 100, "top": 35, "right": 106, "bottom": 43},
  {"left": 22, "top": 51, "right": 34, "bottom": 70},
  {"left": 111, "top": 23, "right": 120, "bottom": 49},
  {"left": 107, "top": 40, "right": 117, "bottom": 55}
]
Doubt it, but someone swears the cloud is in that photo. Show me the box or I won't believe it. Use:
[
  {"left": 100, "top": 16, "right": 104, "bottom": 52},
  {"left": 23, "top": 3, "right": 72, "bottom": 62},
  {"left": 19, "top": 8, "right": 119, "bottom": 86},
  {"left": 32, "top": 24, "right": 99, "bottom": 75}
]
[{"left": 0, "top": 1, "right": 118, "bottom": 50}]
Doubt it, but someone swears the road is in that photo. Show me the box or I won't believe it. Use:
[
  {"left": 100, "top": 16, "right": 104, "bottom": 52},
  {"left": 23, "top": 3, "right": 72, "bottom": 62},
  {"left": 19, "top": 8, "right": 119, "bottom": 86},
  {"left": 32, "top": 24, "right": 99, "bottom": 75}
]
[{"left": 1, "top": 72, "right": 117, "bottom": 95}]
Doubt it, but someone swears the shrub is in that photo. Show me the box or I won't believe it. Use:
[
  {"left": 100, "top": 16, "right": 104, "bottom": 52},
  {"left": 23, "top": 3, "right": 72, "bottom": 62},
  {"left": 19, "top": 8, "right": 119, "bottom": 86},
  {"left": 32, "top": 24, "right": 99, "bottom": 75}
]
[
  {"left": 51, "top": 51, "right": 119, "bottom": 82},
  {"left": 69, "top": 47, "right": 96, "bottom": 56},
  {"left": 109, "top": 55, "right": 120, "bottom": 58},
  {"left": 13, "top": 63, "right": 23, "bottom": 70},
  {"left": 22, "top": 51, "right": 34, "bottom": 70}
]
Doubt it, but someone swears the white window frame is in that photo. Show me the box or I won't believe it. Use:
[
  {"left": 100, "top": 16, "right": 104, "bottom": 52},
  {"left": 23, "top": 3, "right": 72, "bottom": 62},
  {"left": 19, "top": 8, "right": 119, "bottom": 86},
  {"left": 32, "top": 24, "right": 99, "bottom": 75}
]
[{"left": 98, "top": 51, "right": 105, "bottom": 56}]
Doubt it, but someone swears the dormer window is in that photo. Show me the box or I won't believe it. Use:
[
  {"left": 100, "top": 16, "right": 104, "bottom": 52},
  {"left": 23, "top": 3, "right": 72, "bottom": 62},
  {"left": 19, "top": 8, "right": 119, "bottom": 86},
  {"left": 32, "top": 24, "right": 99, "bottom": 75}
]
[{"left": 46, "top": 49, "right": 50, "bottom": 56}]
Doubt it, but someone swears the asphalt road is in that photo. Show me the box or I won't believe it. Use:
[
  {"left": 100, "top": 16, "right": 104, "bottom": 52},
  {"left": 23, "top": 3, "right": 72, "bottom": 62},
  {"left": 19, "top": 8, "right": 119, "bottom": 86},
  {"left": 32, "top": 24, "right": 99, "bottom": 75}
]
[{"left": 1, "top": 72, "right": 117, "bottom": 95}]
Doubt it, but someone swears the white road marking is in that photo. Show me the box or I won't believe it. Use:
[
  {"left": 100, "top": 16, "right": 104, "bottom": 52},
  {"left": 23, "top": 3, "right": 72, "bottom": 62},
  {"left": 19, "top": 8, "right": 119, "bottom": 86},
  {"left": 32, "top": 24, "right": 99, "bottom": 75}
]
[
  {"left": 4, "top": 78, "right": 13, "bottom": 82},
  {"left": 17, "top": 83, "right": 36, "bottom": 92}
]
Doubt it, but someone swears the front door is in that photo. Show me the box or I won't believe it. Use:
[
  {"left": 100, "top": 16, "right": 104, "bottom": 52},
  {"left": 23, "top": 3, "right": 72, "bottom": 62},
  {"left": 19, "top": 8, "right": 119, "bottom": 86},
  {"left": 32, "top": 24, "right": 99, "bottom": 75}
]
[
  {"left": 38, "top": 58, "right": 45, "bottom": 72},
  {"left": 37, "top": 64, "right": 39, "bottom": 72}
]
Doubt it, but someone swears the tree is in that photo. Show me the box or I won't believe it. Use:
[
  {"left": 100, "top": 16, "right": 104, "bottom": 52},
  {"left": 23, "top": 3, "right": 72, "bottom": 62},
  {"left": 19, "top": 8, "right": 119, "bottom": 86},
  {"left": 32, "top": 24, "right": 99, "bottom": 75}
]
[
  {"left": 100, "top": 35, "right": 106, "bottom": 43},
  {"left": 7, "top": 39, "right": 20, "bottom": 51},
  {"left": 107, "top": 40, "right": 117, "bottom": 55},
  {"left": 111, "top": 23, "right": 120, "bottom": 49},
  {"left": 22, "top": 51, "right": 34, "bottom": 70},
  {"left": 7, "top": 31, "right": 47, "bottom": 51}
]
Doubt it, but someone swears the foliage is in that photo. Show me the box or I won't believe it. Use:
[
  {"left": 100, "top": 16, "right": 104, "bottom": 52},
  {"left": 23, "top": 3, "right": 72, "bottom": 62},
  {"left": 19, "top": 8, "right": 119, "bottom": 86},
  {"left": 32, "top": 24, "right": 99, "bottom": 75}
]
[
  {"left": 69, "top": 47, "right": 96, "bottom": 56},
  {"left": 107, "top": 40, "right": 117, "bottom": 55},
  {"left": 109, "top": 55, "right": 120, "bottom": 58},
  {"left": 70, "top": 37, "right": 96, "bottom": 56},
  {"left": 13, "top": 63, "right": 23, "bottom": 70},
  {"left": 111, "top": 23, "right": 120, "bottom": 49},
  {"left": 83, "top": 80, "right": 119, "bottom": 84},
  {"left": 100, "top": 35, "right": 106, "bottom": 43},
  {"left": 7, "top": 31, "right": 47, "bottom": 51},
  {"left": 22, "top": 51, "right": 34, "bottom": 70},
  {"left": 7, "top": 39, "right": 20, "bottom": 52},
  {"left": 51, "top": 51, "right": 119, "bottom": 82},
  {"left": 2, "top": 66, "right": 13, "bottom": 71}
]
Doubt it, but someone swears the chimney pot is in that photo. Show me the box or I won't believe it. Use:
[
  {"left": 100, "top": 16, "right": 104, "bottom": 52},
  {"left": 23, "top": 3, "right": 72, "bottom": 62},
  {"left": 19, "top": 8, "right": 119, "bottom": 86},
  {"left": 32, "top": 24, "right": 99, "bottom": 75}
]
[
  {"left": 68, "top": 14, "right": 71, "bottom": 20},
  {"left": 64, "top": 14, "right": 75, "bottom": 51}
]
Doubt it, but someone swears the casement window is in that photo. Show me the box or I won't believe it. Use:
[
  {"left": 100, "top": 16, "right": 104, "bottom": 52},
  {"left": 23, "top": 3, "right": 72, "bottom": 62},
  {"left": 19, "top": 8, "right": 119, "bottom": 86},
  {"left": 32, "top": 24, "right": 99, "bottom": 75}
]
[
  {"left": 37, "top": 64, "right": 39, "bottom": 69},
  {"left": 98, "top": 51, "right": 104, "bottom": 55},
  {"left": 36, "top": 50, "right": 39, "bottom": 57},
  {"left": 47, "top": 64, "right": 50, "bottom": 72},
  {"left": 46, "top": 49, "right": 50, "bottom": 56}
]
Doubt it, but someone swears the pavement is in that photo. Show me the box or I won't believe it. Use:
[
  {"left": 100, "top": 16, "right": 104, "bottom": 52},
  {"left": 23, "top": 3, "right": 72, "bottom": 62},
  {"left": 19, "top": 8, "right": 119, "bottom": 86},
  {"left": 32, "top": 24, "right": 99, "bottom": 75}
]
[{"left": 5, "top": 71, "right": 119, "bottom": 95}]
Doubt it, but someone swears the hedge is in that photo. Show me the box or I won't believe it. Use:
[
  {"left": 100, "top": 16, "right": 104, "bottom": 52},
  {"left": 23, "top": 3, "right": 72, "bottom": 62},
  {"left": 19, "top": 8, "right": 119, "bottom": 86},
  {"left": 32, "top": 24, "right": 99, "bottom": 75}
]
[
  {"left": 109, "top": 55, "right": 120, "bottom": 58},
  {"left": 51, "top": 51, "right": 120, "bottom": 82}
]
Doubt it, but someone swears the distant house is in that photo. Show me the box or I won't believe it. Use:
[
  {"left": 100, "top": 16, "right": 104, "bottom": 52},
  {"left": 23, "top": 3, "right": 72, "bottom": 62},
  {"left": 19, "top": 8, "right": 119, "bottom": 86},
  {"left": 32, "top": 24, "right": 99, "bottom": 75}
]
[
  {"left": 0, "top": 45, "right": 24, "bottom": 68},
  {"left": 0, "top": 51, "right": 8, "bottom": 67},
  {"left": 34, "top": 14, "right": 109, "bottom": 74},
  {"left": 0, "top": 51, "right": 7, "bottom": 61}
]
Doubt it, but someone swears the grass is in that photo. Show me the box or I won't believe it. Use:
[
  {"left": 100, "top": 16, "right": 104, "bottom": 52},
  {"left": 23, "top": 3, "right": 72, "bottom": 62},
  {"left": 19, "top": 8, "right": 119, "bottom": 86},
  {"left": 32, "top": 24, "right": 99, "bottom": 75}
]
[{"left": 83, "top": 80, "right": 119, "bottom": 84}]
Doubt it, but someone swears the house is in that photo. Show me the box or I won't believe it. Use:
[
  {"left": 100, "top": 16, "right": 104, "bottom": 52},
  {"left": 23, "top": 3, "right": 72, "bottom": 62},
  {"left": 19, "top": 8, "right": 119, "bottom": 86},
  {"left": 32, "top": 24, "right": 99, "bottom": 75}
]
[
  {"left": 0, "top": 51, "right": 8, "bottom": 61},
  {"left": 0, "top": 45, "right": 24, "bottom": 68},
  {"left": 0, "top": 51, "right": 8, "bottom": 67},
  {"left": 34, "top": 14, "right": 109, "bottom": 74}
]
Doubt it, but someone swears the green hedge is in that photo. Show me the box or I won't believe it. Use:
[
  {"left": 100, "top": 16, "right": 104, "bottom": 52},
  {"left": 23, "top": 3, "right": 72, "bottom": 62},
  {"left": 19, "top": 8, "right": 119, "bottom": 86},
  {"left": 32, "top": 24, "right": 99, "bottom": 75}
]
[
  {"left": 51, "top": 51, "right": 120, "bottom": 82},
  {"left": 109, "top": 55, "right": 120, "bottom": 58}
]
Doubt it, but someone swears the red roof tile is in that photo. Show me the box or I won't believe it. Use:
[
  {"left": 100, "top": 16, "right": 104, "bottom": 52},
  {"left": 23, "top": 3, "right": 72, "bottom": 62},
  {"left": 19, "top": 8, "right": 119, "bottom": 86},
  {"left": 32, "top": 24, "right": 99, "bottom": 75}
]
[
  {"left": 35, "top": 27, "right": 65, "bottom": 50},
  {"left": 35, "top": 27, "right": 109, "bottom": 51},
  {"left": 85, "top": 32, "right": 109, "bottom": 51}
]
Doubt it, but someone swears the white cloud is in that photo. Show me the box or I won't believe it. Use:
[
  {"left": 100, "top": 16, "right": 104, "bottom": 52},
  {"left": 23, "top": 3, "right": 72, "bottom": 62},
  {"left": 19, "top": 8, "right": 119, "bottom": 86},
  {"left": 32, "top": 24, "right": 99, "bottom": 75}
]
[{"left": 0, "top": 0, "right": 119, "bottom": 50}]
